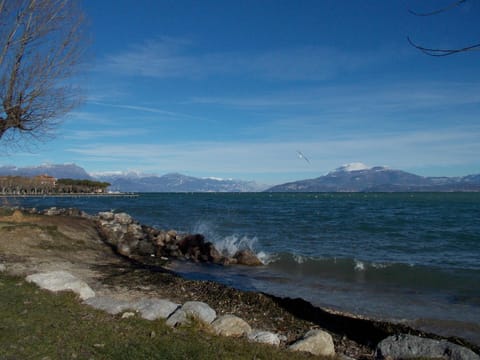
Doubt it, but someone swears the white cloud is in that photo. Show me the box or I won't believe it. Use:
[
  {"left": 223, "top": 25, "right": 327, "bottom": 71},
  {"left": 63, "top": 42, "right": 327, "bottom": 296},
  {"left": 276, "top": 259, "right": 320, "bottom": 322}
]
[{"left": 66, "top": 126, "right": 480, "bottom": 182}]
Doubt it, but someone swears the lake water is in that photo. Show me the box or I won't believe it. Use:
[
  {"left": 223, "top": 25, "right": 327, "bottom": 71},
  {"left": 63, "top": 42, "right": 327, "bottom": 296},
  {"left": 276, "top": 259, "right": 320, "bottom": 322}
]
[{"left": 10, "top": 192, "right": 480, "bottom": 345}]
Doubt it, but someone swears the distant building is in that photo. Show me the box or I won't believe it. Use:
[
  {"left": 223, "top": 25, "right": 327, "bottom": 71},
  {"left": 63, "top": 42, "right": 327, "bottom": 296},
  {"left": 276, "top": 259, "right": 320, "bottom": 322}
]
[{"left": 35, "top": 174, "right": 57, "bottom": 187}]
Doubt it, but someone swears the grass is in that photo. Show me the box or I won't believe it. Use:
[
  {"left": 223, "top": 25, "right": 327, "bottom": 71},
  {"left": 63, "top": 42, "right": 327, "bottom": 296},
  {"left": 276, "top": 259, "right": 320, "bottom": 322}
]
[{"left": 0, "top": 273, "right": 321, "bottom": 360}]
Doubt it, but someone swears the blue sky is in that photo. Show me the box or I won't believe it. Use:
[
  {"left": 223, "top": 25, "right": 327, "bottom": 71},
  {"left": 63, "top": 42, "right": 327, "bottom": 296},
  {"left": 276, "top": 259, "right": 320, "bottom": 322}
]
[{"left": 5, "top": 0, "right": 480, "bottom": 184}]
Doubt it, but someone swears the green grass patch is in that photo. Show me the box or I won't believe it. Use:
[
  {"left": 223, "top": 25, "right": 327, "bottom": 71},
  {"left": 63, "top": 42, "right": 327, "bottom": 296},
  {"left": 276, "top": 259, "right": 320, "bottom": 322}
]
[{"left": 0, "top": 273, "right": 320, "bottom": 359}]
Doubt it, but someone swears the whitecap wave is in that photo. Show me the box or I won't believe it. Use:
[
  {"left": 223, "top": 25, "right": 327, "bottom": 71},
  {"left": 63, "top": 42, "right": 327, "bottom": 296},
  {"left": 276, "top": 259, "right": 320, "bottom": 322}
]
[{"left": 354, "top": 260, "right": 366, "bottom": 271}]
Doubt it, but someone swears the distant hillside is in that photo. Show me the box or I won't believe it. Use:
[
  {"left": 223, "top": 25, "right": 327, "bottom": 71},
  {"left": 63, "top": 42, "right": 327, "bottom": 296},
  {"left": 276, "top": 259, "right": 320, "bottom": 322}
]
[
  {"left": 0, "top": 164, "right": 267, "bottom": 192},
  {"left": 92, "top": 172, "right": 268, "bottom": 192},
  {"left": 0, "top": 164, "right": 92, "bottom": 180},
  {"left": 266, "top": 163, "right": 480, "bottom": 192}
]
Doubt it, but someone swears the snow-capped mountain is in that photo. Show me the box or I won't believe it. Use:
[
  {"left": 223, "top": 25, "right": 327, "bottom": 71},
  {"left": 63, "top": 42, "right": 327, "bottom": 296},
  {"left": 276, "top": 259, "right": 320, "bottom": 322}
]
[
  {"left": 94, "top": 172, "right": 268, "bottom": 192},
  {"left": 266, "top": 163, "right": 480, "bottom": 192}
]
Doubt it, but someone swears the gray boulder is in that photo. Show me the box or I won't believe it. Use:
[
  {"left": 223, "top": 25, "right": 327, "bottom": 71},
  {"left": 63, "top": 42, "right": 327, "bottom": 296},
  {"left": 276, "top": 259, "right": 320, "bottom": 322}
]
[
  {"left": 233, "top": 249, "right": 263, "bottom": 266},
  {"left": 114, "top": 212, "right": 133, "bottom": 225},
  {"left": 248, "top": 330, "right": 281, "bottom": 346},
  {"left": 376, "top": 334, "right": 480, "bottom": 360},
  {"left": 26, "top": 270, "right": 95, "bottom": 300},
  {"left": 181, "top": 301, "right": 217, "bottom": 324},
  {"left": 165, "top": 308, "right": 188, "bottom": 327},
  {"left": 211, "top": 314, "right": 252, "bottom": 337},
  {"left": 166, "top": 301, "right": 217, "bottom": 327},
  {"left": 98, "top": 211, "right": 115, "bottom": 221},
  {"left": 84, "top": 296, "right": 134, "bottom": 315},
  {"left": 289, "top": 329, "right": 336, "bottom": 356},
  {"left": 134, "top": 298, "right": 179, "bottom": 320}
]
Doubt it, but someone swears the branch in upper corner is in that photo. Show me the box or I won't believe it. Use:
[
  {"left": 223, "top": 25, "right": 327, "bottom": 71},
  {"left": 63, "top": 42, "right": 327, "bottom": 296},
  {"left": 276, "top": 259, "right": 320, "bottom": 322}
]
[
  {"left": 407, "top": 36, "right": 480, "bottom": 57},
  {"left": 408, "top": 0, "right": 467, "bottom": 17}
]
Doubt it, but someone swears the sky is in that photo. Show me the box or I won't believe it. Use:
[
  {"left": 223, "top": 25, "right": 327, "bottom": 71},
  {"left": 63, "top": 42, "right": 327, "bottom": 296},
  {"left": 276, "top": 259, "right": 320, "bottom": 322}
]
[{"left": 4, "top": 0, "right": 480, "bottom": 185}]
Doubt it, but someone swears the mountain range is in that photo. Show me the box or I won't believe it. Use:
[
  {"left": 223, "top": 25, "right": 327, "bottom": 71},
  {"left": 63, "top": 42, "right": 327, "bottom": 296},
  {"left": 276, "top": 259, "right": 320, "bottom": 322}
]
[
  {"left": 93, "top": 171, "right": 268, "bottom": 192},
  {"left": 266, "top": 163, "right": 480, "bottom": 192},
  {"left": 0, "top": 164, "right": 267, "bottom": 192},
  {"left": 1, "top": 163, "right": 479, "bottom": 192}
]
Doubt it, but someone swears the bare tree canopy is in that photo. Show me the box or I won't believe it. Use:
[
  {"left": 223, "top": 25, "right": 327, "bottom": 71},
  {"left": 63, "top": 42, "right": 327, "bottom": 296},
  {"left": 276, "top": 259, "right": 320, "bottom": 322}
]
[
  {"left": 408, "top": 0, "right": 480, "bottom": 56},
  {"left": 0, "top": 0, "right": 86, "bottom": 146}
]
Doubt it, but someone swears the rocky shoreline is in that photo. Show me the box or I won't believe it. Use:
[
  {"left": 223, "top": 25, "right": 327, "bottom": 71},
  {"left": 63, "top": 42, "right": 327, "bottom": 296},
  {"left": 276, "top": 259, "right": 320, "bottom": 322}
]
[{"left": 1, "top": 206, "right": 479, "bottom": 359}]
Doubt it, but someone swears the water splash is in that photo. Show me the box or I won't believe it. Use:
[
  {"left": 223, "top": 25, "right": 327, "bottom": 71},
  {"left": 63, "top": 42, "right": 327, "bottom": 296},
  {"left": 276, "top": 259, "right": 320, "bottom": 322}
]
[
  {"left": 354, "top": 260, "right": 366, "bottom": 271},
  {"left": 215, "top": 234, "right": 258, "bottom": 256}
]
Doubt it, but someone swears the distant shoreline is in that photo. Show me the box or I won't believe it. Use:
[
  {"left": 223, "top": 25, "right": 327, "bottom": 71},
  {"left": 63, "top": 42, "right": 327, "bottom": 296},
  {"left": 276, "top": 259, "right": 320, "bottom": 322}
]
[{"left": 0, "top": 193, "right": 138, "bottom": 198}]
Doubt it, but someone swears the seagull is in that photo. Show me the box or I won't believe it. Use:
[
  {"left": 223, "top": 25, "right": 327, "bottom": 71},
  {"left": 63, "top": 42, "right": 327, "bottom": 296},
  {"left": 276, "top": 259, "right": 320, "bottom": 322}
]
[{"left": 296, "top": 150, "right": 311, "bottom": 164}]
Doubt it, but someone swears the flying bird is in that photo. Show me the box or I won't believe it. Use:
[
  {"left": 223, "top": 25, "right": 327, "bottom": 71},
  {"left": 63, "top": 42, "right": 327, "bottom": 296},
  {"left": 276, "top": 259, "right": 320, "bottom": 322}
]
[{"left": 296, "top": 150, "right": 311, "bottom": 164}]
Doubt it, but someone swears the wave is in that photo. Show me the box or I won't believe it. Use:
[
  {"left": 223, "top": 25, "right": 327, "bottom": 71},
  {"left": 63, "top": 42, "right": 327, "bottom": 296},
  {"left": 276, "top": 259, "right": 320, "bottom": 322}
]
[
  {"left": 191, "top": 221, "right": 273, "bottom": 264},
  {"left": 265, "top": 253, "right": 480, "bottom": 294}
]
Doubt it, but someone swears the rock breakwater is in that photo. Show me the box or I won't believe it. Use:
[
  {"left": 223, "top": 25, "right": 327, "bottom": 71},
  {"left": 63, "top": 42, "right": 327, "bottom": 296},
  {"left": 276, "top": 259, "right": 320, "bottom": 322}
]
[{"left": 95, "top": 211, "right": 262, "bottom": 266}]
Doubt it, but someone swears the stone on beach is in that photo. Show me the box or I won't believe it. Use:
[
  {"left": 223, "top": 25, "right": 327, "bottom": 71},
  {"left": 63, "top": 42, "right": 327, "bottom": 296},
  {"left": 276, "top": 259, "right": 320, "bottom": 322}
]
[
  {"left": 26, "top": 270, "right": 95, "bottom": 300},
  {"left": 84, "top": 296, "right": 134, "bottom": 315},
  {"left": 288, "top": 329, "right": 336, "bottom": 356},
  {"left": 375, "top": 334, "right": 480, "bottom": 360},
  {"left": 134, "top": 298, "right": 180, "bottom": 320},
  {"left": 166, "top": 301, "right": 217, "bottom": 327},
  {"left": 113, "top": 212, "right": 134, "bottom": 225},
  {"left": 211, "top": 314, "right": 252, "bottom": 337},
  {"left": 233, "top": 249, "right": 263, "bottom": 266},
  {"left": 248, "top": 330, "right": 281, "bottom": 346}
]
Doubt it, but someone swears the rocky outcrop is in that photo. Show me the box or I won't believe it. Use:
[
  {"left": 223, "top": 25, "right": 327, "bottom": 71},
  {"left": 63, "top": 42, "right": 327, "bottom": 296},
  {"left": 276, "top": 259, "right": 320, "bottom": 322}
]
[
  {"left": 95, "top": 211, "right": 262, "bottom": 266},
  {"left": 376, "top": 334, "right": 480, "bottom": 360}
]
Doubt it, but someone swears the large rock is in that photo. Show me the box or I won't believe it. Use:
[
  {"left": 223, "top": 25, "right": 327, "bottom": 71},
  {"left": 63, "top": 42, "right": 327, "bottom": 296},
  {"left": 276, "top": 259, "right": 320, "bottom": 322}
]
[
  {"left": 233, "top": 249, "right": 263, "bottom": 266},
  {"left": 166, "top": 301, "right": 217, "bottom": 327},
  {"left": 166, "top": 308, "right": 188, "bottom": 327},
  {"left": 376, "top": 334, "right": 480, "bottom": 360},
  {"left": 26, "top": 270, "right": 95, "bottom": 300},
  {"left": 84, "top": 296, "right": 134, "bottom": 315},
  {"left": 114, "top": 212, "right": 134, "bottom": 225},
  {"left": 211, "top": 314, "right": 252, "bottom": 337},
  {"left": 177, "top": 234, "right": 224, "bottom": 263},
  {"left": 182, "top": 301, "right": 217, "bottom": 324},
  {"left": 248, "top": 330, "right": 281, "bottom": 346},
  {"left": 98, "top": 211, "right": 115, "bottom": 221},
  {"left": 289, "top": 329, "right": 336, "bottom": 356},
  {"left": 134, "top": 298, "right": 179, "bottom": 320}
]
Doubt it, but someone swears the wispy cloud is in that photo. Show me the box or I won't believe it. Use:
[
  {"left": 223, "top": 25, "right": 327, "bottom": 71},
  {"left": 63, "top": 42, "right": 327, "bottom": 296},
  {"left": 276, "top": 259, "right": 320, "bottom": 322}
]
[
  {"left": 101, "top": 37, "right": 386, "bottom": 81},
  {"left": 189, "top": 81, "right": 480, "bottom": 111},
  {"left": 89, "top": 101, "right": 198, "bottom": 119},
  {"left": 64, "top": 128, "right": 148, "bottom": 140}
]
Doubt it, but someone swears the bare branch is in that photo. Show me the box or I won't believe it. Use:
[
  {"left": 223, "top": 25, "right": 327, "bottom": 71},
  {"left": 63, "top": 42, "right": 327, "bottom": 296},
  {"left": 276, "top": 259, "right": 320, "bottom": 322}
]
[
  {"left": 408, "top": 0, "right": 467, "bottom": 17},
  {"left": 407, "top": 36, "right": 480, "bottom": 57}
]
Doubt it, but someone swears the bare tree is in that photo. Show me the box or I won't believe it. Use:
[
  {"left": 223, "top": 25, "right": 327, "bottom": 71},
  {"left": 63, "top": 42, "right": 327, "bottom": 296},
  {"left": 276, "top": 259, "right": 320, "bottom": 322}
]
[
  {"left": 408, "top": 0, "right": 480, "bottom": 56},
  {"left": 0, "top": 0, "right": 86, "bottom": 147}
]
